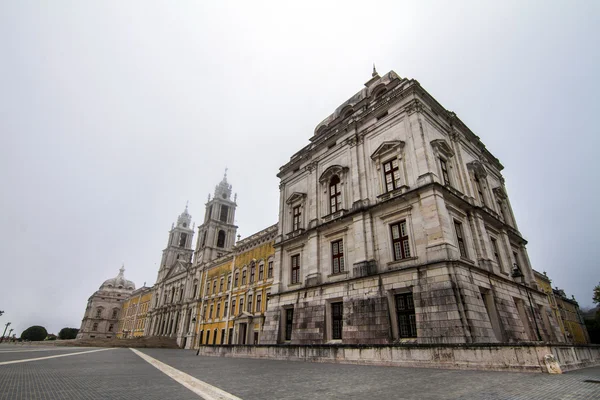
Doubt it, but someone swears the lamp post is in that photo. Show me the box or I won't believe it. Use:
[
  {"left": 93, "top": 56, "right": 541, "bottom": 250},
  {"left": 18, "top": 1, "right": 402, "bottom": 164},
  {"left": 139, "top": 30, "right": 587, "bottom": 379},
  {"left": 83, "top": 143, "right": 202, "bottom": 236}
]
[{"left": 1, "top": 322, "right": 11, "bottom": 343}]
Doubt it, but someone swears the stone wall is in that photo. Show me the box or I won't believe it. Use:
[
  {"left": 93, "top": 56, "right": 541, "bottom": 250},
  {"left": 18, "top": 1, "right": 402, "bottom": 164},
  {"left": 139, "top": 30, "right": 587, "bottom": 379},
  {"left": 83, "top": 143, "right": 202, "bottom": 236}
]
[{"left": 195, "top": 343, "right": 600, "bottom": 373}]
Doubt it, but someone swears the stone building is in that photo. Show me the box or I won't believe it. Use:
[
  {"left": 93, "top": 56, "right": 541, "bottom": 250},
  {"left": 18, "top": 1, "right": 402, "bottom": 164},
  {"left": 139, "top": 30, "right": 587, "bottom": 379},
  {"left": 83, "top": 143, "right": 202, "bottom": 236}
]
[
  {"left": 116, "top": 286, "right": 153, "bottom": 338},
  {"left": 77, "top": 266, "right": 136, "bottom": 339},
  {"left": 145, "top": 203, "right": 198, "bottom": 348},
  {"left": 260, "top": 69, "right": 564, "bottom": 345}
]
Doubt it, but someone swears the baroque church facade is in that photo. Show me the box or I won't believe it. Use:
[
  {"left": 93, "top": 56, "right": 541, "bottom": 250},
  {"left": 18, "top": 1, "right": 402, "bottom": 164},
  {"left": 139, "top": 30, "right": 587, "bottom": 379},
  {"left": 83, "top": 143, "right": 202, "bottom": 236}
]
[{"left": 102, "top": 68, "right": 585, "bottom": 347}]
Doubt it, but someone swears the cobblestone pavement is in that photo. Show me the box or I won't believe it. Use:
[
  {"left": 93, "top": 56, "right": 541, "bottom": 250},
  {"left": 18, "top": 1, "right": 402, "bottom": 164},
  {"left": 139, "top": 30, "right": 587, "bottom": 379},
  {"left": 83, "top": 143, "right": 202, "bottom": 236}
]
[
  {"left": 1, "top": 344, "right": 599, "bottom": 399},
  {"left": 141, "top": 348, "right": 600, "bottom": 400},
  {"left": 0, "top": 345, "right": 199, "bottom": 400}
]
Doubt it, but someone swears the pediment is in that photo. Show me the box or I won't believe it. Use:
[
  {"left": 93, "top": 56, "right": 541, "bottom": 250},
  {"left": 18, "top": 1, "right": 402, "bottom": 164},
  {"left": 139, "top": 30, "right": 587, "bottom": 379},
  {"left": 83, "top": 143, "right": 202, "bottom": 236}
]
[
  {"left": 370, "top": 140, "right": 405, "bottom": 161},
  {"left": 286, "top": 192, "right": 306, "bottom": 205},
  {"left": 430, "top": 139, "right": 455, "bottom": 158},
  {"left": 319, "top": 165, "right": 349, "bottom": 183},
  {"left": 164, "top": 260, "right": 189, "bottom": 280}
]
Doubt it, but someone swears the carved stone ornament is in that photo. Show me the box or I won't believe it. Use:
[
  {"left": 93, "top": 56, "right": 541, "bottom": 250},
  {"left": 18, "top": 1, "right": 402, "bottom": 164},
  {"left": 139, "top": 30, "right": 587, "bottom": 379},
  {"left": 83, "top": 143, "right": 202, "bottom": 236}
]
[
  {"left": 493, "top": 186, "right": 508, "bottom": 200},
  {"left": 430, "top": 139, "right": 455, "bottom": 158},
  {"left": 319, "top": 165, "right": 349, "bottom": 184},
  {"left": 304, "top": 161, "right": 318, "bottom": 174},
  {"left": 405, "top": 99, "right": 424, "bottom": 115},
  {"left": 467, "top": 160, "right": 488, "bottom": 178}
]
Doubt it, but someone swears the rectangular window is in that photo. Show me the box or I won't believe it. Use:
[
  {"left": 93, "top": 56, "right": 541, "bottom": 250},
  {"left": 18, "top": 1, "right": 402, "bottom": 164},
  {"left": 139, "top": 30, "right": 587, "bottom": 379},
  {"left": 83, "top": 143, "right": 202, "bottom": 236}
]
[
  {"left": 216, "top": 303, "right": 221, "bottom": 318},
  {"left": 329, "top": 176, "right": 342, "bottom": 214},
  {"left": 490, "top": 237, "right": 502, "bottom": 268},
  {"left": 248, "top": 295, "right": 253, "bottom": 313},
  {"left": 219, "top": 278, "right": 224, "bottom": 292},
  {"left": 390, "top": 221, "right": 411, "bottom": 261},
  {"left": 474, "top": 175, "right": 486, "bottom": 206},
  {"left": 202, "top": 304, "right": 207, "bottom": 321},
  {"left": 331, "top": 240, "right": 345, "bottom": 274},
  {"left": 256, "top": 294, "right": 262, "bottom": 313},
  {"left": 395, "top": 293, "right": 417, "bottom": 338},
  {"left": 291, "top": 255, "right": 300, "bottom": 284},
  {"left": 242, "top": 270, "right": 247, "bottom": 285},
  {"left": 212, "top": 281, "right": 217, "bottom": 294},
  {"left": 259, "top": 264, "right": 264, "bottom": 280},
  {"left": 227, "top": 275, "right": 231, "bottom": 289},
  {"left": 285, "top": 308, "right": 294, "bottom": 341},
  {"left": 250, "top": 266, "right": 255, "bottom": 283},
  {"left": 231, "top": 299, "right": 236, "bottom": 316},
  {"left": 454, "top": 221, "right": 467, "bottom": 258},
  {"left": 239, "top": 297, "right": 244, "bottom": 314},
  {"left": 440, "top": 158, "right": 450, "bottom": 186},
  {"left": 209, "top": 305, "right": 213, "bottom": 319},
  {"left": 331, "top": 302, "right": 343, "bottom": 340},
  {"left": 383, "top": 158, "right": 401, "bottom": 192},
  {"left": 268, "top": 261, "right": 273, "bottom": 278},
  {"left": 292, "top": 206, "right": 301, "bottom": 231},
  {"left": 234, "top": 272, "right": 239, "bottom": 287},
  {"left": 220, "top": 205, "right": 229, "bottom": 222}
]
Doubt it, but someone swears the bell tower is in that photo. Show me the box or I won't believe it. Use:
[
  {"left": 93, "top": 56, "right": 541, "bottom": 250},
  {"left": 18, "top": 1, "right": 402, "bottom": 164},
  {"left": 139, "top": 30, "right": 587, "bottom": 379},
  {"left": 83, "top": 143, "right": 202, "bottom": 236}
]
[
  {"left": 156, "top": 204, "right": 195, "bottom": 283},
  {"left": 194, "top": 171, "right": 238, "bottom": 265}
]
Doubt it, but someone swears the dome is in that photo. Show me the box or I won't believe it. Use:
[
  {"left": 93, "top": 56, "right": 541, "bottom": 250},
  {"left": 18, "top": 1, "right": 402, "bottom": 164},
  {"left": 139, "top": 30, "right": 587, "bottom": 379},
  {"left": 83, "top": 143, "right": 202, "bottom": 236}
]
[{"left": 100, "top": 265, "right": 136, "bottom": 291}]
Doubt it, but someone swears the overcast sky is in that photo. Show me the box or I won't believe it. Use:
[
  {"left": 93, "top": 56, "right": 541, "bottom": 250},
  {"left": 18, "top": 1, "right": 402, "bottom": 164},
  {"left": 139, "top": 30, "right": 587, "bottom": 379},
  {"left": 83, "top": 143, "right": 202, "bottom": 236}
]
[{"left": 1, "top": 1, "right": 598, "bottom": 337}]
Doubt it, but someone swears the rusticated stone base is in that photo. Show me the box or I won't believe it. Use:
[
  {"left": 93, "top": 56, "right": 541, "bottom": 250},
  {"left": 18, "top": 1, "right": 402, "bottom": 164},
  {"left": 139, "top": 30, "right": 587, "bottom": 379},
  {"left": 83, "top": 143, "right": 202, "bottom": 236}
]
[{"left": 194, "top": 343, "right": 600, "bottom": 374}]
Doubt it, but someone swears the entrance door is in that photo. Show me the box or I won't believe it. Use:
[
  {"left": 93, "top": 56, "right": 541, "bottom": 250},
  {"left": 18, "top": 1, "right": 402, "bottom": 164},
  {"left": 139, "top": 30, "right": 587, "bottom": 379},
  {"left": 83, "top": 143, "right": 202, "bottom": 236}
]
[{"left": 239, "top": 323, "right": 247, "bottom": 345}]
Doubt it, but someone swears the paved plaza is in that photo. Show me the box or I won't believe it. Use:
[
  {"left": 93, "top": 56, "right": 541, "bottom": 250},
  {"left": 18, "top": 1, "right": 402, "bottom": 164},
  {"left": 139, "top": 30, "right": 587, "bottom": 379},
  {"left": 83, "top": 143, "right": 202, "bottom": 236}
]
[{"left": 1, "top": 344, "right": 599, "bottom": 399}]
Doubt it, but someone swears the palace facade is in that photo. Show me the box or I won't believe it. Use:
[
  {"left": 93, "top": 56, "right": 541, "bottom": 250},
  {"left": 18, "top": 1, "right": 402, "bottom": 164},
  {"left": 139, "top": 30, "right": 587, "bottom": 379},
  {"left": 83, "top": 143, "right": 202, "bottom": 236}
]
[{"left": 101, "top": 68, "right": 590, "bottom": 347}]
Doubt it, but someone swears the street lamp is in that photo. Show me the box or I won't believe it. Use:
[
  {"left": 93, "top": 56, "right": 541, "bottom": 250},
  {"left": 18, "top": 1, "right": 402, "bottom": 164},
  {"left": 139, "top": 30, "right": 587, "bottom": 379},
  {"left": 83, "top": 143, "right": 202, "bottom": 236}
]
[{"left": 1, "top": 322, "right": 11, "bottom": 343}]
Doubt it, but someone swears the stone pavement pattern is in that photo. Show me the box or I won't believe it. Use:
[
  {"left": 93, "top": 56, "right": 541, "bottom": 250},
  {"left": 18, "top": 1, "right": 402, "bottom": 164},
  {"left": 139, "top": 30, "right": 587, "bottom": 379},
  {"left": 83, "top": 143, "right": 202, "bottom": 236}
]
[{"left": 1, "top": 344, "right": 599, "bottom": 399}]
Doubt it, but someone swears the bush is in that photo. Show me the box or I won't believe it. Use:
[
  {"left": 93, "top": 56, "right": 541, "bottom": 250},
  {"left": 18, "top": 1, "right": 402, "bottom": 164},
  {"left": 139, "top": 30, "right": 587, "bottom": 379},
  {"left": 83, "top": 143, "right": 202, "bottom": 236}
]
[
  {"left": 21, "top": 326, "right": 48, "bottom": 341},
  {"left": 46, "top": 334, "right": 57, "bottom": 341},
  {"left": 58, "top": 327, "right": 79, "bottom": 340}
]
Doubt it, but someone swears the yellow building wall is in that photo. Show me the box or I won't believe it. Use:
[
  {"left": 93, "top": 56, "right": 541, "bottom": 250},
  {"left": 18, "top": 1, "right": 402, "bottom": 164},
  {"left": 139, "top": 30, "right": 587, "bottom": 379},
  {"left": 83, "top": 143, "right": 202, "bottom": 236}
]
[{"left": 195, "top": 240, "right": 275, "bottom": 346}]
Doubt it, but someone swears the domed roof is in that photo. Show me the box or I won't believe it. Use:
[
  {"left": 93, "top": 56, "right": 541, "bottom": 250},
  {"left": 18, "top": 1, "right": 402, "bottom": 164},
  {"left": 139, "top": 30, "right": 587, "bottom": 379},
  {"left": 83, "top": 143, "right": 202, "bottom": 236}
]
[{"left": 100, "top": 265, "right": 136, "bottom": 291}]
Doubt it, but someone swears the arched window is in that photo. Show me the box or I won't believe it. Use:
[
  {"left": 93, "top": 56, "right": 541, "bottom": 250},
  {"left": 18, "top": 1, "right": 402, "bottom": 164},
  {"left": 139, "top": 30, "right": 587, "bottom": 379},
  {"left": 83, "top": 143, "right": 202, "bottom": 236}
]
[
  {"left": 329, "top": 175, "right": 342, "bottom": 213},
  {"left": 217, "top": 230, "right": 226, "bottom": 248},
  {"left": 112, "top": 309, "right": 118, "bottom": 319},
  {"left": 96, "top": 308, "right": 103, "bottom": 318},
  {"left": 92, "top": 322, "right": 98, "bottom": 331},
  {"left": 108, "top": 324, "right": 114, "bottom": 332}
]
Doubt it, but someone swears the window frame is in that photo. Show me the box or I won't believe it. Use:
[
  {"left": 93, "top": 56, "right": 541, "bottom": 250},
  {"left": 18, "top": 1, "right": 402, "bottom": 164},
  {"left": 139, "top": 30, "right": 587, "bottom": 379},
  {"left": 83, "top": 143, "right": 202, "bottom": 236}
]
[
  {"left": 395, "top": 292, "right": 417, "bottom": 338},
  {"left": 267, "top": 261, "right": 273, "bottom": 278},
  {"left": 292, "top": 205, "right": 302, "bottom": 231},
  {"left": 329, "top": 175, "right": 342, "bottom": 214},
  {"left": 331, "top": 302, "right": 343, "bottom": 340},
  {"left": 390, "top": 220, "right": 411, "bottom": 261},
  {"left": 382, "top": 158, "right": 401, "bottom": 193},
  {"left": 439, "top": 157, "right": 451, "bottom": 186},
  {"left": 291, "top": 254, "right": 300, "bottom": 284},
  {"left": 454, "top": 220, "right": 467, "bottom": 258},
  {"left": 331, "top": 239, "right": 345, "bottom": 275},
  {"left": 285, "top": 308, "right": 294, "bottom": 341}
]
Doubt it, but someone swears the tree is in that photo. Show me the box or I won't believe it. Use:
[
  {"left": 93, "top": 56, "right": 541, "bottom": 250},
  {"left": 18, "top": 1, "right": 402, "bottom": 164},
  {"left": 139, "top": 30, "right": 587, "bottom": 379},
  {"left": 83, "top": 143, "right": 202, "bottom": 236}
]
[
  {"left": 58, "top": 327, "right": 79, "bottom": 340},
  {"left": 594, "top": 283, "right": 600, "bottom": 305},
  {"left": 21, "top": 325, "right": 48, "bottom": 341}
]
